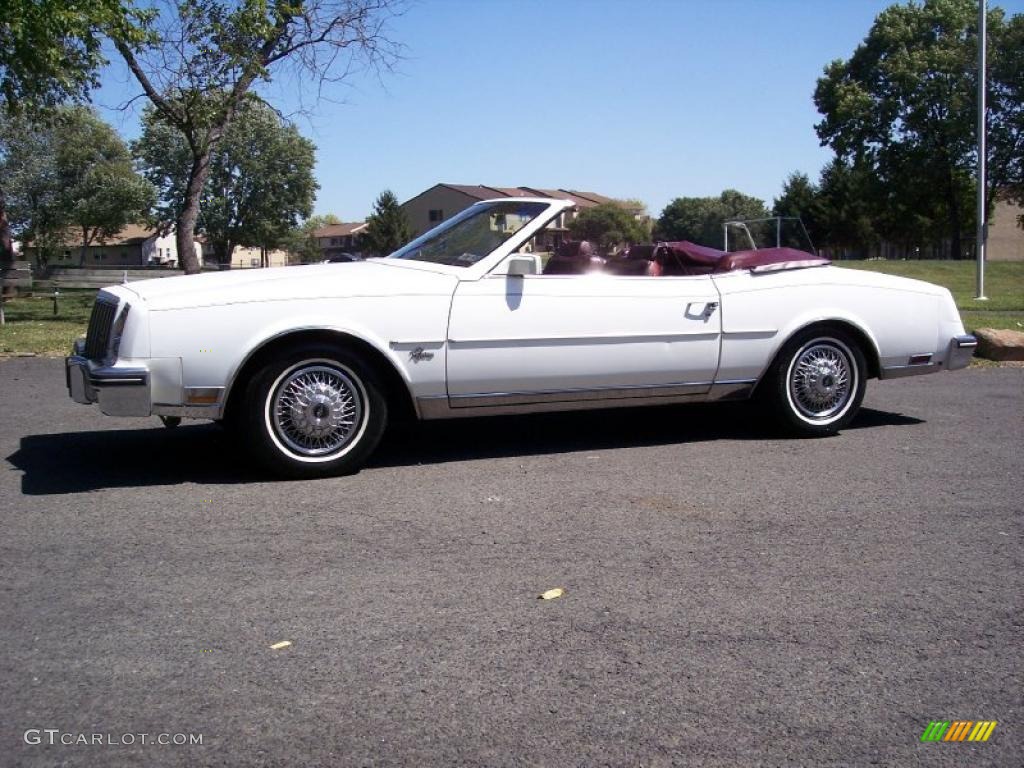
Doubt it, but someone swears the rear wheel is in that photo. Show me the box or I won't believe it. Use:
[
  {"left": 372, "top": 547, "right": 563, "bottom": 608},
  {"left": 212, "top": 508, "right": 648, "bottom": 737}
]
[
  {"left": 241, "top": 344, "right": 388, "bottom": 477},
  {"left": 763, "top": 327, "right": 866, "bottom": 436}
]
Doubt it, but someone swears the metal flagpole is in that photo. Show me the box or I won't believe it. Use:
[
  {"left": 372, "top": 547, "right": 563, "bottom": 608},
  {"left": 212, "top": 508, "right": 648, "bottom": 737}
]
[{"left": 975, "top": 0, "right": 988, "bottom": 300}]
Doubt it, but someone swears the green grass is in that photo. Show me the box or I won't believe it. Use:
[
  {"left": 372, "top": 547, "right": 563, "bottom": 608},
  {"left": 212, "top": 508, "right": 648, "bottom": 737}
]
[
  {"left": 0, "top": 290, "right": 97, "bottom": 356},
  {"left": 836, "top": 260, "right": 1024, "bottom": 332}
]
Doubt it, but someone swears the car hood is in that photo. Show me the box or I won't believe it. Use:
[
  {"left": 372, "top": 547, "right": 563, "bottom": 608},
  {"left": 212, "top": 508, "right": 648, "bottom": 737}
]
[{"left": 119, "top": 260, "right": 460, "bottom": 311}]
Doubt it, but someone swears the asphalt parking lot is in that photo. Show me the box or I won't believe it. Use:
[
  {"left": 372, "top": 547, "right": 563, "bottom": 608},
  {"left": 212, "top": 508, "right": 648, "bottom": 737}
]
[{"left": 1, "top": 357, "right": 1021, "bottom": 767}]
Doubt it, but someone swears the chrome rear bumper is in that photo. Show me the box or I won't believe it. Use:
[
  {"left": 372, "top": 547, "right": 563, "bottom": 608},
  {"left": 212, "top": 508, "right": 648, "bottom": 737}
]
[
  {"left": 879, "top": 334, "right": 977, "bottom": 379},
  {"left": 947, "top": 334, "right": 977, "bottom": 371}
]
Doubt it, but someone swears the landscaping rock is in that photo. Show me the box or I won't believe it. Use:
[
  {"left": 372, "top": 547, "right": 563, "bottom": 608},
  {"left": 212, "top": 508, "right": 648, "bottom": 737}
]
[{"left": 974, "top": 327, "right": 1024, "bottom": 362}]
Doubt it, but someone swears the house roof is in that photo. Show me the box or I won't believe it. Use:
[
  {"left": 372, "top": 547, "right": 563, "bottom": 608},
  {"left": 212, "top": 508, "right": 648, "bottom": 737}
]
[
  {"left": 437, "top": 184, "right": 498, "bottom": 200},
  {"left": 480, "top": 186, "right": 531, "bottom": 198},
  {"left": 423, "top": 184, "right": 618, "bottom": 208},
  {"left": 25, "top": 223, "right": 158, "bottom": 249},
  {"left": 516, "top": 188, "right": 616, "bottom": 208},
  {"left": 99, "top": 223, "right": 158, "bottom": 245},
  {"left": 314, "top": 222, "right": 367, "bottom": 238}
]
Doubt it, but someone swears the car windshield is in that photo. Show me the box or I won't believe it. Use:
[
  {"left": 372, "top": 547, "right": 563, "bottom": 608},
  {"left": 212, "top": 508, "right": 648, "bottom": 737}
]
[
  {"left": 388, "top": 201, "right": 549, "bottom": 266},
  {"left": 723, "top": 217, "right": 816, "bottom": 253}
]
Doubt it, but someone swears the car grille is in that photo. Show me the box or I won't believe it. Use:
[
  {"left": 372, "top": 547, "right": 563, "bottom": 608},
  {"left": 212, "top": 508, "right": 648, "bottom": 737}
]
[{"left": 84, "top": 296, "right": 119, "bottom": 360}]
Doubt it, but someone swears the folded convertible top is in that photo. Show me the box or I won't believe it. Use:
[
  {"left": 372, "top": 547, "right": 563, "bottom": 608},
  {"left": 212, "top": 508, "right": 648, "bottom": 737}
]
[{"left": 656, "top": 242, "right": 828, "bottom": 273}]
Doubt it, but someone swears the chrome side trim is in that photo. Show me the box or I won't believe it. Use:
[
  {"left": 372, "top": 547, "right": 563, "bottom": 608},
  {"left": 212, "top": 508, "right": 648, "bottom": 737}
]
[
  {"left": 389, "top": 340, "right": 446, "bottom": 348},
  {"left": 153, "top": 403, "right": 223, "bottom": 419},
  {"left": 447, "top": 331, "right": 718, "bottom": 346},
  {"left": 706, "top": 379, "right": 756, "bottom": 401},
  {"left": 879, "top": 362, "right": 941, "bottom": 379},
  {"left": 722, "top": 329, "right": 777, "bottom": 337},
  {"left": 749, "top": 259, "right": 829, "bottom": 274},
  {"left": 448, "top": 381, "right": 713, "bottom": 408},
  {"left": 418, "top": 391, "right": 710, "bottom": 420}
]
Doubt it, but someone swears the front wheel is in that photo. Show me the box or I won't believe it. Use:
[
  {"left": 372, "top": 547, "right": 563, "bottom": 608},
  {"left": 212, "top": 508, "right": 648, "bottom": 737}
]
[
  {"left": 763, "top": 328, "right": 867, "bottom": 437},
  {"left": 241, "top": 345, "right": 388, "bottom": 478}
]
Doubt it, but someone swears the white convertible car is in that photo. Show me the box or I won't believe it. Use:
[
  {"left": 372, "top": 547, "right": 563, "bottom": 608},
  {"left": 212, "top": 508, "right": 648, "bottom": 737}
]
[{"left": 66, "top": 197, "right": 976, "bottom": 477}]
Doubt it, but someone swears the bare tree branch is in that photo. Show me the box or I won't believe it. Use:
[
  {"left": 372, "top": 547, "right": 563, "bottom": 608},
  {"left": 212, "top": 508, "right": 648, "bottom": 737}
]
[
  {"left": 112, "top": 39, "right": 185, "bottom": 128},
  {"left": 109, "top": 0, "right": 404, "bottom": 274}
]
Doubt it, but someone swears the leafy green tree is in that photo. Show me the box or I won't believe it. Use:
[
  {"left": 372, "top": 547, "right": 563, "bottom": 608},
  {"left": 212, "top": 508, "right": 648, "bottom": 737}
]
[
  {"left": 613, "top": 198, "right": 649, "bottom": 217},
  {"left": 0, "top": 108, "right": 154, "bottom": 267},
  {"left": 201, "top": 101, "right": 317, "bottom": 265},
  {"left": 109, "top": 0, "right": 402, "bottom": 274},
  {"left": 655, "top": 190, "right": 769, "bottom": 248},
  {"left": 131, "top": 105, "right": 193, "bottom": 232},
  {"left": 0, "top": 114, "right": 63, "bottom": 266},
  {"left": 814, "top": 159, "right": 880, "bottom": 257},
  {"left": 54, "top": 108, "right": 156, "bottom": 264},
  {"left": 0, "top": 0, "right": 144, "bottom": 265},
  {"left": 284, "top": 214, "right": 342, "bottom": 263},
  {"left": 136, "top": 98, "right": 317, "bottom": 266},
  {"left": 773, "top": 172, "right": 825, "bottom": 248},
  {"left": 814, "top": 0, "right": 1024, "bottom": 258},
  {"left": 988, "top": 10, "right": 1024, "bottom": 220},
  {"left": 363, "top": 190, "right": 411, "bottom": 256},
  {"left": 568, "top": 202, "right": 649, "bottom": 250}
]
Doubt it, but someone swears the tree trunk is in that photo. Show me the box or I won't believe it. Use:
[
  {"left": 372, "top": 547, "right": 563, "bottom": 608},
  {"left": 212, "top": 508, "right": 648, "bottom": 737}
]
[
  {"left": 0, "top": 183, "right": 13, "bottom": 270},
  {"left": 176, "top": 151, "right": 213, "bottom": 275},
  {"left": 80, "top": 226, "right": 90, "bottom": 266},
  {"left": 0, "top": 181, "right": 9, "bottom": 320},
  {"left": 945, "top": 168, "right": 962, "bottom": 260}
]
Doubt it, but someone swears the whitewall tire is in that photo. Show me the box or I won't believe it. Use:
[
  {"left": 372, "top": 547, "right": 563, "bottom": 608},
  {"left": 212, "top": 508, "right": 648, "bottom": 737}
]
[
  {"left": 764, "top": 328, "right": 867, "bottom": 436},
  {"left": 241, "top": 344, "right": 387, "bottom": 477}
]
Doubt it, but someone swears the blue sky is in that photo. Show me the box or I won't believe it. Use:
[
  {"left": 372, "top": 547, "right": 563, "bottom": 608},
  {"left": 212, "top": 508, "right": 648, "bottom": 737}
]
[{"left": 92, "top": 0, "right": 1024, "bottom": 221}]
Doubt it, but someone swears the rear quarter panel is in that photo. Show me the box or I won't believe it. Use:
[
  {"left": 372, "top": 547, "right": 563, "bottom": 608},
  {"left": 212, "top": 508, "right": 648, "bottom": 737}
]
[{"left": 712, "top": 266, "right": 943, "bottom": 383}]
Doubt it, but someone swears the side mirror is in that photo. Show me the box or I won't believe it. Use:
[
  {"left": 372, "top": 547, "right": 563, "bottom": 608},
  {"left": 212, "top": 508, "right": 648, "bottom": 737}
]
[{"left": 506, "top": 254, "right": 540, "bottom": 277}]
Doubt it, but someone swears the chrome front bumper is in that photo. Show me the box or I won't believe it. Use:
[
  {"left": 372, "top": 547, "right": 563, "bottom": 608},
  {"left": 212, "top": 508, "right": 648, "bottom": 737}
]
[
  {"left": 66, "top": 343, "right": 152, "bottom": 417},
  {"left": 946, "top": 334, "right": 978, "bottom": 371}
]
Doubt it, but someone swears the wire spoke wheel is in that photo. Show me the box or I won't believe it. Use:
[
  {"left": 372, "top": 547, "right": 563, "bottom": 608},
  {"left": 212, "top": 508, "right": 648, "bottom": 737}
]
[
  {"left": 269, "top": 363, "right": 364, "bottom": 459},
  {"left": 786, "top": 340, "right": 855, "bottom": 422}
]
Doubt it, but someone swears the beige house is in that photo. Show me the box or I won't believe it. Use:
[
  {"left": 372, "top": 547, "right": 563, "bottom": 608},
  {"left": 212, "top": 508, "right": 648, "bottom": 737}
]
[
  {"left": 400, "top": 184, "right": 634, "bottom": 251},
  {"left": 313, "top": 222, "right": 367, "bottom": 260},
  {"left": 229, "top": 246, "right": 291, "bottom": 269},
  {"left": 25, "top": 224, "right": 201, "bottom": 268},
  {"left": 988, "top": 199, "right": 1023, "bottom": 261}
]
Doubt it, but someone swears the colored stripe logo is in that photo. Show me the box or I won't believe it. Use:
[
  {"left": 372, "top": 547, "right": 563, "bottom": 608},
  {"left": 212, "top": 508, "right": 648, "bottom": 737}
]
[{"left": 921, "top": 720, "right": 997, "bottom": 742}]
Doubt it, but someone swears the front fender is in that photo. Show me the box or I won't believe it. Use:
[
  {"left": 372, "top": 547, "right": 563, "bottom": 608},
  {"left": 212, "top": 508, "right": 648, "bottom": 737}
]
[{"left": 147, "top": 296, "right": 450, "bottom": 407}]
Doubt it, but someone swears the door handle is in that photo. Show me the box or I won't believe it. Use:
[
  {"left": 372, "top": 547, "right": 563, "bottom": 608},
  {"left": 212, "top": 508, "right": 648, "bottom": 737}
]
[{"left": 685, "top": 301, "right": 719, "bottom": 320}]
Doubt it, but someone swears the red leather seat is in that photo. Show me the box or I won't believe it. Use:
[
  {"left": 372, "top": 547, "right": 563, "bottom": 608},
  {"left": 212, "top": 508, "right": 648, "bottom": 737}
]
[
  {"left": 543, "top": 240, "right": 606, "bottom": 275},
  {"left": 604, "top": 245, "right": 662, "bottom": 276}
]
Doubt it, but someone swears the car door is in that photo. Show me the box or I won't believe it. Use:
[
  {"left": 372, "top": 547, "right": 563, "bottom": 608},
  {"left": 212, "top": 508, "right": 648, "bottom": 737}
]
[{"left": 445, "top": 270, "right": 722, "bottom": 407}]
